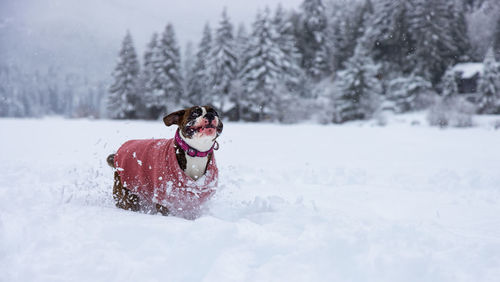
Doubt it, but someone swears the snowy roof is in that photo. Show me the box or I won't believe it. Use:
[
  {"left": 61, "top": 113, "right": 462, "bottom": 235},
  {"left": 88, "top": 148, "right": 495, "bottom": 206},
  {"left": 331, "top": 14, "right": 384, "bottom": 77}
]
[{"left": 452, "top": 63, "right": 483, "bottom": 79}]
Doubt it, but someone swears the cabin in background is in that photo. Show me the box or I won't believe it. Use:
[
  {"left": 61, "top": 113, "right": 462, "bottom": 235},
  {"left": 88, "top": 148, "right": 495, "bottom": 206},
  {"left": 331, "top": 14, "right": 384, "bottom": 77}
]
[{"left": 451, "top": 63, "right": 484, "bottom": 102}]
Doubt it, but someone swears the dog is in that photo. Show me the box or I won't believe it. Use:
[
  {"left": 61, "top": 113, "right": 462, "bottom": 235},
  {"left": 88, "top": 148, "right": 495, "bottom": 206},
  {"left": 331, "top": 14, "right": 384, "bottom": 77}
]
[{"left": 107, "top": 105, "right": 223, "bottom": 218}]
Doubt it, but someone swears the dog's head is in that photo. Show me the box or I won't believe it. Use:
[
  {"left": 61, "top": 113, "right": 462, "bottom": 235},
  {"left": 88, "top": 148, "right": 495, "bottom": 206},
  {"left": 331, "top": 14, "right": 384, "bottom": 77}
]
[{"left": 163, "top": 105, "right": 223, "bottom": 143}]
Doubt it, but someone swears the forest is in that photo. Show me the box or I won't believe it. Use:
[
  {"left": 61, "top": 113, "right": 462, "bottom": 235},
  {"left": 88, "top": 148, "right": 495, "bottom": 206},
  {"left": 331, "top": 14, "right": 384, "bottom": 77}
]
[{"left": 1, "top": 0, "right": 500, "bottom": 125}]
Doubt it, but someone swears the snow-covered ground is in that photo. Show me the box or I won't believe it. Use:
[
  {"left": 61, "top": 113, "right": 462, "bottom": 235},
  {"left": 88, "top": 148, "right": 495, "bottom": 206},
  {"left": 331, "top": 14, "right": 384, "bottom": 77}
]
[{"left": 1, "top": 116, "right": 500, "bottom": 282}]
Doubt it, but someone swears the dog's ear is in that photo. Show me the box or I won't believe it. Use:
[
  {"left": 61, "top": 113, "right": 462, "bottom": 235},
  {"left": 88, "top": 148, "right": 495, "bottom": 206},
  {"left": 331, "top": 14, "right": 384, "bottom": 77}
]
[
  {"left": 216, "top": 118, "right": 223, "bottom": 135},
  {"left": 163, "top": 110, "right": 185, "bottom": 127}
]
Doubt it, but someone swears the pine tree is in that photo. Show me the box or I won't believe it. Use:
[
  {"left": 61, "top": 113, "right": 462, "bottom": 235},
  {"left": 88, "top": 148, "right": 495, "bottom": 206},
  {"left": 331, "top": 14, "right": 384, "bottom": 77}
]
[
  {"left": 239, "top": 8, "right": 286, "bottom": 121},
  {"left": 440, "top": 67, "right": 459, "bottom": 99},
  {"left": 477, "top": 48, "right": 500, "bottom": 114},
  {"left": 466, "top": 0, "right": 500, "bottom": 61},
  {"left": 0, "top": 65, "right": 26, "bottom": 117},
  {"left": 183, "top": 42, "right": 195, "bottom": 90},
  {"left": 273, "top": 4, "right": 304, "bottom": 95},
  {"left": 206, "top": 9, "right": 238, "bottom": 112},
  {"left": 449, "top": 0, "right": 471, "bottom": 61},
  {"left": 329, "top": 11, "right": 351, "bottom": 71},
  {"left": 272, "top": 4, "right": 292, "bottom": 52},
  {"left": 0, "top": 66, "right": 7, "bottom": 116},
  {"left": 187, "top": 23, "right": 213, "bottom": 106},
  {"left": 108, "top": 31, "right": 141, "bottom": 119},
  {"left": 333, "top": 44, "right": 381, "bottom": 123},
  {"left": 298, "top": 0, "right": 330, "bottom": 80},
  {"left": 151, "top": 23, "right": 184, "bottom": 118},
  {"left": 141, "top": 32, "right": 161, "bottom": 119},
  {"left": 361, "top": 0, "right": 413, "bottom": 73},
  {"left": 228, "top": 23, "right": 250, "bottom": 121},
  {"left": 330, "top": 0, "right": 373, "bottom": 71},
  {"left": 272, "top": 5, "right": 307, "bottom": 122},
  {"left": 354, "top": 0, "right": 374, "bottom": 44},
  {"left": 409, "top": 0, "right": 464, "bottom": 84},
  {"left": 386, "top": 75, "right": 433, "bottom": 113},
  {"left": 182, "top": 41, "right": 195, "bottom": 107},
  {"left": 235, "top": 23, "right": 249, "bottom": 68},
  {"left": 493, "top": 16, "right": 500, "bottom": 61}
]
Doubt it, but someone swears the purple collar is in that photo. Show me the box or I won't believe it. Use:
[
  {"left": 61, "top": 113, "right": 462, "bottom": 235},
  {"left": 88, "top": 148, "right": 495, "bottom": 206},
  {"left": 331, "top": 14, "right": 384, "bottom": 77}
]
[{"left": 174, "top": 129, "right": 216, "bottom": 158}]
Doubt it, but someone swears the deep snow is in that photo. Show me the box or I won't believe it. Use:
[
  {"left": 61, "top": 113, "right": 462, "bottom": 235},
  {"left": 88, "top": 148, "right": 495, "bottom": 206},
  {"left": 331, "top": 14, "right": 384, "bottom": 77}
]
[{"left": 1, "top": 117, "right": 500, "bottom": 282}]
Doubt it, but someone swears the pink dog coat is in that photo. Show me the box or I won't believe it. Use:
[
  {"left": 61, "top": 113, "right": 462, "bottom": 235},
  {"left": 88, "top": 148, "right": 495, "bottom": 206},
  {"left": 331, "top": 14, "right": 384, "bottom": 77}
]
[{"left": 114, "top": 138, "right": 218, "bottom": 218}]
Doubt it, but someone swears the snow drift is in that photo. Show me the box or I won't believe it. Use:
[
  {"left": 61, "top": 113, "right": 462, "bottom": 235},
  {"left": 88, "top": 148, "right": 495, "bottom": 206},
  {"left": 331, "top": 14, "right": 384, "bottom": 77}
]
[{"left": 1, "top": 117, "right": 499, "bottom": 282}]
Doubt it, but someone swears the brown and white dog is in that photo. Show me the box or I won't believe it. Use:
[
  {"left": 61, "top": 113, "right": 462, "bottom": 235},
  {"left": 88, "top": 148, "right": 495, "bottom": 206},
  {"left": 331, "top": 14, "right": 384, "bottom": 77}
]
[{"left": 107, "top": 105, "right": 223, "bottom": 218}]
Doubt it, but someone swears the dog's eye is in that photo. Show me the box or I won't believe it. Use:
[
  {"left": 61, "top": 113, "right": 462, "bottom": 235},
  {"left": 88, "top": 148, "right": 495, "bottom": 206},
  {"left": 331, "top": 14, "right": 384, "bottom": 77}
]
[
  {"left": 190, "top": 108, "right": 202, "bottom": 118},
  {"left": 207, "top": 109, "right": 219, "bottom": 117}
]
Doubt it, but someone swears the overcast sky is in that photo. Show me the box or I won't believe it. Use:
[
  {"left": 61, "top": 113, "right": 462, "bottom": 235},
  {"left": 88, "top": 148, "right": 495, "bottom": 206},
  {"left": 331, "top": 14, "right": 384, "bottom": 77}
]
[{"left": 0, "top": 0, "right": 303, "bottom": 79}]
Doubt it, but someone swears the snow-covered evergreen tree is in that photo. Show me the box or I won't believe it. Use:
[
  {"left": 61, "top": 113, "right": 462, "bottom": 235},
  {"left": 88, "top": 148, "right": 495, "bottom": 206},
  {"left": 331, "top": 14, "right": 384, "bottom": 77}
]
[
  {"left": 107, "top": 31, "right": 141, "bottom": 119},
  {"left": 0, "top": 65, "right": 27, "bottom": 117},
  {"left": 273, "top": 4, "right": 294, "bottom": 55},
  {"left": 182, "top": 41, "right": 195, "bottom": 99},
  {"left": 272, "top": 4, "right": 304, "bottom": 95},
  {"left": 142, "top": 33, "right": 158, "bottom": 87},
  {"left": 440, "top": 67, "right": 460, "bottom": 99},
  {"left": 0, "top": 66, "right": 15, "bottom": 117},
  {"left": 409, "top": 0, "right": 465, "bottom": 84},
  {"left": 466, "top": 1, "right": 500, "bottom": 61},
  {"left": 449, "top": 0, "right": 471, "bottom": 61},
  {"left": 0, "top": 68, "right": 8, "bottom": 116},
  {"left": 355, "top": 0, "right": 374, "bottom": 41},
  {"left": 226, "top": 23, "right": 250, "bottom": 121},
  {"left": 298, "top": 0, "right": 330, "bottom": 80},
  {"left": 150, "top": 23, "right": 184, "bottom": 118},
  {"left": 235, "top": 23, "right": 249, "bottom": 67},
  {"left": 477, "top": 48, "right": 500, "bottom": 114},
  {"left": 333, "top": 44, "right": 381, "bottom": 123},
  {"left": 141, "top": 32, "right": 161, "bottom": 119},
  {"left": 206, "top": 9, "right": 238, "bottom": 111},
  {"left": 187, "top": 23, "right": 212, "bottom": 106},
  {"left": 493, "top": 16, "right": 500, "bottom": 60},
  {"left": 328, "top": 11, "right": 350, "bottom": 71},
  {"left": 386, "top": 75, "right": 433, "bottom": 113},
  {"left": 329, "top": 0, "right": 373, "bottom": 71},
  {"left": 362, "top": 0, "right": 413, "bottom": 73},
  {"left": 239, "top": 8, "right": 287, "bottom": 121}
]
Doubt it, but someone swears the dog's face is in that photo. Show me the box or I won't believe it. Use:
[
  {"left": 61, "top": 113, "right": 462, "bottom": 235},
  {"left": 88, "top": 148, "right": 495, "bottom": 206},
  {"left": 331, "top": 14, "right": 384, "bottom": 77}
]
[{"left": 163, "top": 105, "right": 223, "bottom": 141}]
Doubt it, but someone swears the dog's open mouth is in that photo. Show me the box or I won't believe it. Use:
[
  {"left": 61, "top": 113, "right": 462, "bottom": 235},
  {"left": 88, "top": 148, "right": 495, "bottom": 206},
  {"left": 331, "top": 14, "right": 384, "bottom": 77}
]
[
  {"left": 186, "top": 125, "right": 216, "bottom": 136},
  {"left": 197, "top": 125, "right": 216, "bottom": 135}
]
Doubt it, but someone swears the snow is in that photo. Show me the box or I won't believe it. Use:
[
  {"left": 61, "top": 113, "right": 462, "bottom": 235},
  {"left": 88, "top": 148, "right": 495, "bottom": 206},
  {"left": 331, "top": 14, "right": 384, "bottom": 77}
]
[
  {"left": 452, "top": 63, "right": 484, "bottom": 79},
  {"left": 1, "top": 117, "right": 500, "bottom": 281}
]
